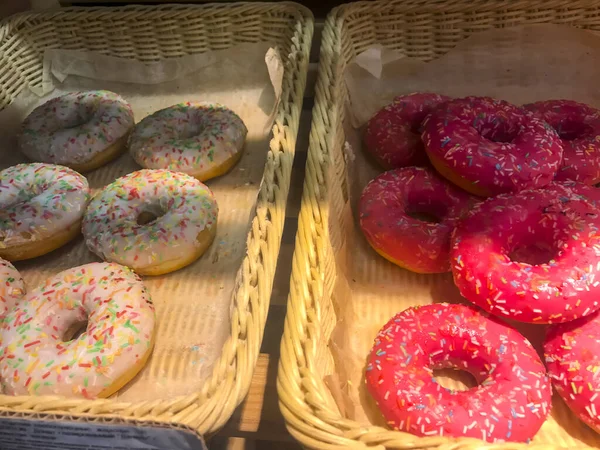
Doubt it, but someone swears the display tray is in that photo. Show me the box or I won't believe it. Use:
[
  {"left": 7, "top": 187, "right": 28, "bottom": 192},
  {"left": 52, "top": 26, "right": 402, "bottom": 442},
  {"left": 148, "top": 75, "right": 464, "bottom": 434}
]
[
  {"left": 0, "top": 2, "right": 313, "bottom": 437},
  {"left": 278, "top": 0, "right": 600, "bottom": 449}
]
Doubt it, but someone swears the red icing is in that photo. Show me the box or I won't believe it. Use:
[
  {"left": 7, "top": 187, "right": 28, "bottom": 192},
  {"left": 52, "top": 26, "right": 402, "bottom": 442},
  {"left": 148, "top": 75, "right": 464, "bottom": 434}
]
[
  {"left": 366, "top": 303, "right": 551, "bottom": 442},
  {"left": 422, "top": 96, "right": 563, "bottom": 197},
  {"left": 451, "top": 182, "right": 600, "bottom": 323},
  {"left": 359, "top": 167, "right": 478, "bottom": 274},
  {"left": 544, "top": 310, "right": 600, "bottom": 433},
  {"left": 524, "top": 100, "right": 600, "bottom": 185},
  {"left": 364, "top": 93, "right": 450, "bottom": 169}
]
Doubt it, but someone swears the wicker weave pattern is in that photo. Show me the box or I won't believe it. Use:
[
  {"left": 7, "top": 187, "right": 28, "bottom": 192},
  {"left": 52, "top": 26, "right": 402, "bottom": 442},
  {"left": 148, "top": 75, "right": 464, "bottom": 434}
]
[
  {"left": 0, "top": 2, "right": 312, "bottom": 435},
  {"left": 278, "top": 1, "right": 600, "bottom": 449}
]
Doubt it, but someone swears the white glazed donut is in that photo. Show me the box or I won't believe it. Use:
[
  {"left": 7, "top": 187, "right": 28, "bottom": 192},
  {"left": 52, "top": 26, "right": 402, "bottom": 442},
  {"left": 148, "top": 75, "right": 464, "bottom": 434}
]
[
  {"left": 82, "top": 169, "right": 218, "bottom": 276},
  {"left": 128, "top": 102, "right": 247, "bottom": 181},
  {"left": 18, "top": 91, "right": 135, "bottom": 172},
  {"left": 0, "top": 258, "right": 25, "bottom": 317},
  {"left": 0, "top": 262, "right": 155, "bottom": 398},
  {"left": 0, "top": 163, "right": 90, "bottom": 261}
]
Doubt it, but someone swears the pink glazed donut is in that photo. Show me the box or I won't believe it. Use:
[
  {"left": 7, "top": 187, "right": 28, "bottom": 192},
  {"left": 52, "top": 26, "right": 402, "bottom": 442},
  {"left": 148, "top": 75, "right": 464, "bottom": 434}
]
[
  {"left": 358, "top": 167, "right": 477, "bottom": 274},
  {"left": 422, "top": 96, "right": 563, "bottom": 197},
  {"left": 524, "top": 100, "right": 600, "bottom": 185},
  {"left": 451, "top": 182, "right": 600, "bottom": 324},
  {"left": 544, "top": 310, "right": 600, "bottom": 433},
  {"left": 364, "top": 93, "right": 450, "bottom": 169},
  {"left": 366, "top": 303, "right": 551, "bottom": 442}
]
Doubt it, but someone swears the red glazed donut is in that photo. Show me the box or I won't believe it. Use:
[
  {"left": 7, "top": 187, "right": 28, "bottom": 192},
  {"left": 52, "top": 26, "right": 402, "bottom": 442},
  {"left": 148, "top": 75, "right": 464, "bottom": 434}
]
[
  {"left": 524, "top": 100, "right": 600, "bottom": 185},
  {"left": 359, "top": 167, "right": 478, "bottom": 274},
  {"left": 544, "top": 310, "right": 600, "bottom": 433},
  {"left": 364, "top": 93, "right": 450, "bottom": 169},
  {"left": 422, "top": 96, "right": 563, "bottom": 197},
  {"left": 451, "top": 182, "right": 600, "bottom": 323},
  {"left": 366, "top": 303, "right": 552, "bottom": 442}
]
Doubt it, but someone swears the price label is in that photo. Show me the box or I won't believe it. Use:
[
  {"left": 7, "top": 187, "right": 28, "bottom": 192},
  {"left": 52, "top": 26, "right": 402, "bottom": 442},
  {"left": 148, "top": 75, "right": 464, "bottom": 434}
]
[{"left": 0, "top": 417, "right": 207, "bottom": 450}]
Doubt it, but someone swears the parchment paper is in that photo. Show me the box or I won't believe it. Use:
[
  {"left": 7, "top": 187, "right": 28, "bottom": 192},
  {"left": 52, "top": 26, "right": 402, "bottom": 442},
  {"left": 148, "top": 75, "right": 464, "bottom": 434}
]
[
  {"left": 0, "top": 42, "right": 283, "bottom": 401},
  {"left": 327, "top": 25, "right": 600, "bottom": 447}
]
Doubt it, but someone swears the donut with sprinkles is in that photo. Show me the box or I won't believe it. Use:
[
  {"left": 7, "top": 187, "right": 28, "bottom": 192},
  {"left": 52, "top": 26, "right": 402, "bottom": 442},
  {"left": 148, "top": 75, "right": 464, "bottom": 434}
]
[
  {"left": 544, "top": 309, "right": 600, "bottom": 433},
  {"left": 0, "top": 258, "right": 25, "bottom": 317},
  {"left": 422, "top": 96, "right": 563, "bottom": 197},
  {"left": 0, "top": 163, "right": 90, "bottom": 261},
  {"left": 128, "top": 102, "right": 247, "bottom": 182},
  {"left": 524, "top": 99, "right": 600, "bottom": 185},
  {"left": 366, "top": 303, "right": 551, "bottom": 442},
  {"left": 359, "top": 166, "right": 479, "bottom": 273},
  {"left": 82, "top": 169, "right": 218, "bottom": 276},
  {"left": 18, "top": 91, "right": 134, "bottom": 173},
  {"left": 364, "top": 93, "right": 450, "bottom": 169},
  {"left": 451, "top": 182, "right": 600, "bottom": 323},
  {"left": 0, "top": 262, "right": 155, "bottom": 399}
]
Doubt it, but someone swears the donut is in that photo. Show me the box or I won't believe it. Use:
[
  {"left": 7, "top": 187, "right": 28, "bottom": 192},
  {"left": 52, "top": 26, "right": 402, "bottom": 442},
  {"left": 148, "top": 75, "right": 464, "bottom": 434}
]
[
  {"left": 544, "top": 310, "right": 600, "bottom": 433},
  {"left": 82, "top": 169, "right": 218, "bottom": 276},
  {"left": 358, "top": 166, "right": 478, "bottom": 273},
  {"left": 128, "top": 102, "right": 247, "bottom": 182},
  {"left": 18, "top": 91, "right": 134, "bottom": 172},
  {"left": 422, "top": 96, "right": 563, "bottom": 197},
  {"left": 451, "top": 182, "right": 600, "bottom": 323},
  {"left": 0, "top": 258, "right": 25, "bottom": 317},
  {"left": 366, "top": 303, "right": 551, "bottom": 442},
  {"left": 364, "top": 93, "right": 450, "bottom": 169},
  {"left": 0, "top": 262, "right": 155, "bottom": 398},
  {"left": 524, "top": 100, "right": 600, "bottom": 185},
  {"left": 0, "top": 163, "right": 90, "bottom": 261}
]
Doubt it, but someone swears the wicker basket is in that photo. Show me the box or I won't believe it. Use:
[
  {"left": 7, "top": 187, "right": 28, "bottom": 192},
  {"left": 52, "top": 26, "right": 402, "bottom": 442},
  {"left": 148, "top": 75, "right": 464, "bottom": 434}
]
[
  {"left": 0, "top": 2, "right": 312, "bottom": 437},
  {"left": 277, "top": 1, "right": 600, "bottom": 449}
]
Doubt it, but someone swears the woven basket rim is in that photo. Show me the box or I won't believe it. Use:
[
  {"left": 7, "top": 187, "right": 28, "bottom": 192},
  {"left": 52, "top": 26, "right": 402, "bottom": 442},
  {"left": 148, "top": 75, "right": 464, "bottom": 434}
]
[
  {"left": 277, "top": 1, "right": 597, "bottom": 449},
  {"left": 0, "top": 2, "right": 313, "bottom": 437}
]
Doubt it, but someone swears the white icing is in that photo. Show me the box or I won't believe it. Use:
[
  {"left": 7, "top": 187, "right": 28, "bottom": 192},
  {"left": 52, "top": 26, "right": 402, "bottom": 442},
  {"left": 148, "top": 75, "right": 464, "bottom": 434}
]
[
  {"left": 82, "top": 169, "right": 218, "bottom": 272},
  {"left": 0, "top": 163, "right": 89, "bottom": 247},
  {"left": 0, "top": 262, "right": 155, "bottom": 398},
  {"left": 0, "top": 258, "right": 25, "bottom": 317},
  {"left": 18, "top": 91, "right": 134, "bottom": 165},
  {"left": 128, "top": 102, "right": 247, "bottom": 177}
]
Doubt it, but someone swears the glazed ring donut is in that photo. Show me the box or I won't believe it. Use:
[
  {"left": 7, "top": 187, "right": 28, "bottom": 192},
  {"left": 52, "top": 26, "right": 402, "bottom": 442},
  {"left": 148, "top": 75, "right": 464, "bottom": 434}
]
[
  {"left": 422, "top": 96, "right": 563, "bottom": 197},
  {"left": 544, "top": 310, "right": 600, "bottom": 433},
  {"left": 524, "top": 100, "right": 600, "bottom": 185},
  {"left": 366, "top": 303, "right": 551, "bottom": 442},
  {"left": 0, "top": 258, "right": 25, "bottom": 317},
  {"left": 364, "top": 93, "right": 450, "bottom": 169},
  {"left": 0, "top": 262, "right": 155, "bottom": 398},
  {"left": 0, "top": 163, "right": 90, "bottom": 261},
  {"left": 82, "top": 169, "right": 218, "bottom": 276},
  {"left": 18, "top": 91, "right": 134, "bottom": 173},
  {"left": 128, "top": 102, "right": 247, "bottom": 182},
  {"left": 451, "top": 182, "right": 600, "bottom": 323},
  {"left": 359, "top": 166, "right": 478, "bottom": 273}
]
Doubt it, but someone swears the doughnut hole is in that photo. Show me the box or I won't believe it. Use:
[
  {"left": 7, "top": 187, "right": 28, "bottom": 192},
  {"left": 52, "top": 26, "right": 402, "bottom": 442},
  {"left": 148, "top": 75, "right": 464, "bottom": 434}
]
[
  {"left": 405, "top": 197, "right": 449, "bottom": 224},
  {"left": 475, "top": 116, "right": 520, "bottom": 144},
  {"left": 60, "top": 108, "right": 93, "bottom": 130},
  {"left": 507, "top": 228, "right": 561, "bottom": 266},
  {"left": 554, "top": 119, "right": 593, "bottom": 141},
  {"left": 432, "top": 368, "right": 479, "bottom": 392},
  {"left": 62, "top": 318, "right": 88, "bottom": 342},
  {"left": 136, "top": 205, "right": 167, "bottom": 226},
  {"left": 509, "top": 242, "right": 558, "bottom": 266}
]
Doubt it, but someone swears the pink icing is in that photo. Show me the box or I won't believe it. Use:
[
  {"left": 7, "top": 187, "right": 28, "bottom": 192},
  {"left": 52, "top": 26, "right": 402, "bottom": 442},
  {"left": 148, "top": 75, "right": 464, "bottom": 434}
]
[
  {"left": 359, "top": 166, "right": 478, "bottom": 273},
  {"left": 364, "top": 93, "right": 450, "bottom": 169},
  {"left": 524, "top": 99, "right": 600, "bottom": 185},
  {"left": 451, "top": 182, "right": 600, "bottom": 323},
  {"left": 422, "top": 96, "right": 563, "bottom": 196},
  {"left": 544, "top": 310, "right": 600, "bottom": 433},
  {"left": 366, "top": 303, "right": 551, "bottom": 443}
]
